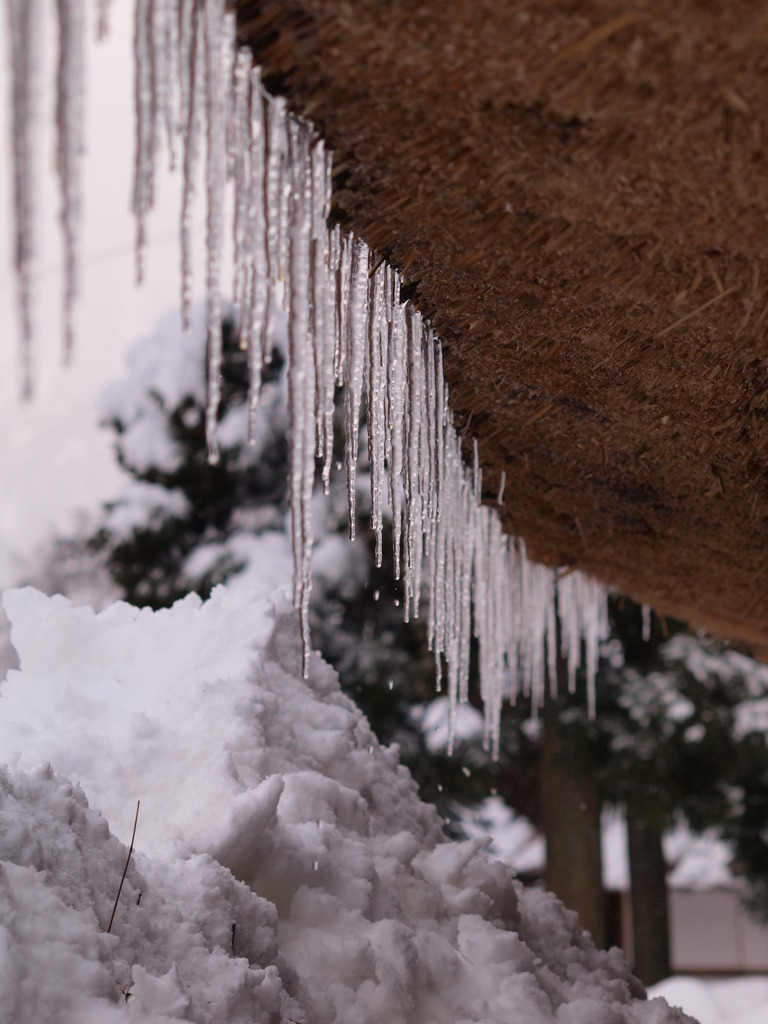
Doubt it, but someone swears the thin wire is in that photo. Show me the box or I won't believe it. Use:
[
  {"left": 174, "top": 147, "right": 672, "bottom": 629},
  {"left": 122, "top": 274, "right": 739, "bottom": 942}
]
[{"left": 0, "top": 219, "right": 205, "bottom": 293}]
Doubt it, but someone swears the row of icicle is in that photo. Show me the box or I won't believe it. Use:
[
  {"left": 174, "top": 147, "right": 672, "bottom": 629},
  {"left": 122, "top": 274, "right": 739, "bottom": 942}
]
[{"left": 6, "top": 0, "right": 609, "bottom": 754}]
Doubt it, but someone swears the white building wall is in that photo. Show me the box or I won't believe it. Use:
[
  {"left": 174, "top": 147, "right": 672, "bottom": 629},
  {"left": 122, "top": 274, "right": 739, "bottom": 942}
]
[{"left": 669, "top": 890, "right": 768, "bottom": 974}]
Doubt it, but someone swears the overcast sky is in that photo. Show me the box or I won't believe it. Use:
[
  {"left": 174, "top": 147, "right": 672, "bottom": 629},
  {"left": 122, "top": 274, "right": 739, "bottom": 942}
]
[{"left": 0, "top": 4, "right": 211, "bottom": 581}]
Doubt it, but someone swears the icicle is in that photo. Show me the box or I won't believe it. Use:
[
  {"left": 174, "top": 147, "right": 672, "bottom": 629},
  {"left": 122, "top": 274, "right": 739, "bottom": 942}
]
[
  {"left": 403, "top": 307, "right": 426, "bottom": 621},
  {"left": 131, "top": 0, "right": 182, "bottom": 282},
  {"left": 179, "top": 0, "right": 201, "bottom": 330},
  {"left": 265, "top": 93, "right": 288, "bottom": 338},
  {"left": 584, "top": 576, "right": 609, "bottom": 719},
  {"left": 131, "top": 0, "right": 155, "bottom": 285},
  {"left": 285, "top": 119, "right": 315, "bottom": 676},
  {"left": 387, "top": 280, "right": 406, "bottom": 578},
  {"left": 343, "top": 239, "right": 368, "bottom": 540},
  {"left": 152, "top": 0, "right": 177, "bottom": 173},
  {"left": 426, "top": 334, "right": 437, "bottom": 523},
  {"left": 7, "top": 0, "right": 43, "bottom": 399},
  {"left": 557, "top": 571, "right": 581, "bottom": 695},
  {"left": 641, "top": 603, "right": 652, "bottom": 642},
  {"left": 416, "top": 327, "right": 430, "bottom": 614},
  {"left": 472, "top": 504, "right": 490, "bottom": 747},
  {"left": 55, "top": 0, "right": 86, "bottom": 363},
  {"left": 430, "top": 449, "right": 447, "bottom": 684},
  {"left": 203, "top": 3, "right": 234, "bottom": 465},
  {"left": 160, "top": 0, "right": 180, "bottom": 170},
  {"left": 554, "top": 570, "right": 609, "bottom": 714},
  {"left": 486, "top": 515, "right": 507, "bottom": 759},
  {"left": 95, "top": 0, "right": 113, "bottom": 40},
  {"left": 245, "top": 71, "right": 269, "bottom": 440},
  {"left": 321, "top": 224, "right": 342, "bottom": 490},
  {"left": 504, "top": 541, "right": 522, "bottom": 706},
  {"left": 367, "top": 261, "right": 387, "bottom": 566},
  {"left": 497, "top": 470, "right": 506, "bottom": 505},
  {"left": 333, "top": 229, "right": 350, "bottom": 386},
  {"left": 457, "top": 466, "right": 474, "bottom": 705},
  {"left": 231, "top": 49, "right": 252, "bottom": 332},
  {"left": 435, "top": 345, "right": 445, "bottom": 515},
  {"left": 311, "top": 140, "right": 336, "bottom": 494}
]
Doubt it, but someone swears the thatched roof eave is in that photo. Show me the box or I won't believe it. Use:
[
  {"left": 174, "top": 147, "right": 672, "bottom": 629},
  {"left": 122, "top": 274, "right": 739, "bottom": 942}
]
[{"left": 236, "top": 0, "right": 768, "bottom": 653}]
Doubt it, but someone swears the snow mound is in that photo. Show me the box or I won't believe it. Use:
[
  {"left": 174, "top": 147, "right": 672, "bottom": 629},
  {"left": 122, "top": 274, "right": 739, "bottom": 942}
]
[
  {"left": 648, "top": 976, "right": 768, "bottom": 1024},
  {"left": 0, "top": 765, "right": 287, "bottom": 1023},
  {"left": 0, "top": 586, "right": 694, "bottom": 1023}
]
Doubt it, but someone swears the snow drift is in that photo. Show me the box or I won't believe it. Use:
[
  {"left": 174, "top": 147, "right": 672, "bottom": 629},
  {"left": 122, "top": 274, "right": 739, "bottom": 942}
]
[{"left": 0, "top": 585, "right": 693, "bottom": 1023}]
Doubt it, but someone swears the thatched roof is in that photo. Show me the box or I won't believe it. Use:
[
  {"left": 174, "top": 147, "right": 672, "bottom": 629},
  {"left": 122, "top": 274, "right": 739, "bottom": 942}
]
[{"left": 236, "top": 0, "right": 768, "bottom": 651}]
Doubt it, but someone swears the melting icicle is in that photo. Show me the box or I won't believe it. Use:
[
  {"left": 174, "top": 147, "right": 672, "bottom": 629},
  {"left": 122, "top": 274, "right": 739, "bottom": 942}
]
[
  {"left": 333, "top": 229, "right": 350, "bottom": 386},
  {"left": 387, "top": 275, "right": 406, "bottom": 578},
  {"left": 285, "top": 120, "right": 315, "bottom": 676},
  {"left": 497, "top": 470, "right": 506, "bottom": 505},
  {"left": 131, "top": 0, "right": 155, "bottom": 285},
  {"left": 319, "top": 216, "right": 339, "bottom": 492},
  {"left": 311, "top": 141, "right": 336, "bottom": 493},
  {"left": 264, "top": 94, "right": 288, "bottom": 344},
  {"left": 179, "top": 0, "right": 202, "bottom": 329},
  {"left": 641, "top": 603, "right": 652, "bottom": 642},
  {"left": 230, "top": 49, "right": 253, "bottom": 336},
  {"left": 203, "top": 3, "right": 234, "bottom": 465},
  {"left": 403, "top": 307, "right": 425, "bottom": 620},
  {"left": 55, "top": 0, "right": 86, "bottom": 363},
  {"left": 244, "top": 71, "right": 269, "bottom": 440},
  {"left": 7, "top": 0, "right": 43, "bottom": 399},
  {"left": 159, "top": 0, "right": 180, "bottom": 171},
  {"left": 343, "top": 240, "right": 368, "bottom": 540},
  {"left": 367, "top": 263, "right": 387, "bottom": 566},
  {"left": 95, "top": 0, "right": 113, "bottom": 40}
]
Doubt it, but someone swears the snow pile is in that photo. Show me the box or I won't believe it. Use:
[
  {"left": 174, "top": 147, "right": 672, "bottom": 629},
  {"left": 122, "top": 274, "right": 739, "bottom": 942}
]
[
  {"left": 648, "top": 977, "right": 768, "bottom": 1024},
  {"left": 0, "top": 765, "right": 287, "bottom": 1024},
  {"left": 0, "top": 585, "right": 693, "bottom": 1023}
]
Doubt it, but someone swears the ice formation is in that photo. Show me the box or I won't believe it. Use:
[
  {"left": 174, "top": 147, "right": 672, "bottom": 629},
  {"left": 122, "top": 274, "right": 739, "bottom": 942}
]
[
  {"left": 6, "top": 0, "right": 43, "bottom": 398},
  {"left": 6, "top": 0, "right": 610, "bottom": 748}
]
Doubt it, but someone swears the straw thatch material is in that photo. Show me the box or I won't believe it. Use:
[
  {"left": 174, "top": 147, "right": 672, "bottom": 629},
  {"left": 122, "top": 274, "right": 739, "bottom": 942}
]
[{"left": 236, "top": 0, "right": 768, "bottom": 651}]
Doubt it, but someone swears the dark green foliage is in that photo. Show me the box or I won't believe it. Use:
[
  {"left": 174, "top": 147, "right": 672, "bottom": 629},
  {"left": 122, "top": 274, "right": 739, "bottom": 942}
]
[{"left": 93, "top": 320, "right": 287, "bottom": 608}]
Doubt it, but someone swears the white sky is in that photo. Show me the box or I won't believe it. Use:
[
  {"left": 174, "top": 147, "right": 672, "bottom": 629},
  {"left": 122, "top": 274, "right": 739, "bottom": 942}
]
[{"left": 0, "top": 3, "right": 211, "bottom": 581}]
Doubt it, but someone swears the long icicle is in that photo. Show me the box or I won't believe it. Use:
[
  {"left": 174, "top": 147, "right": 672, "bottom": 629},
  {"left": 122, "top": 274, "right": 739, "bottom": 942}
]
[
  {"left": 286, "top": 120, "right": 315, "bottom": 675},
  {"left": 178, "top": 0, "right": 201, "bottom": 329},
  {"left": 202, "top": 2, "right": 233, "bottom": 465},
  {"left": 95, "top": 0, "right": 113, "bottom": 40},
  {"left": 7, "top": 0, "right": 44, "bottom": 399},
  {"left": 131, "top": 0, "right": 155, "bottom": 286},
  {"left": 55, "top": 0, "right": 86, "bottom": 364}
]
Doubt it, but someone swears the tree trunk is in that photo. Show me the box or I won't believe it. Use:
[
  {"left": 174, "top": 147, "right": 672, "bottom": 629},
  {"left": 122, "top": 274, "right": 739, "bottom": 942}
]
[
  {"left": 627, "top": 801, "right": 670, "bottom": 985},
  {"left": 541, "top": 698, "right": 605, "bottom": 949}
]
